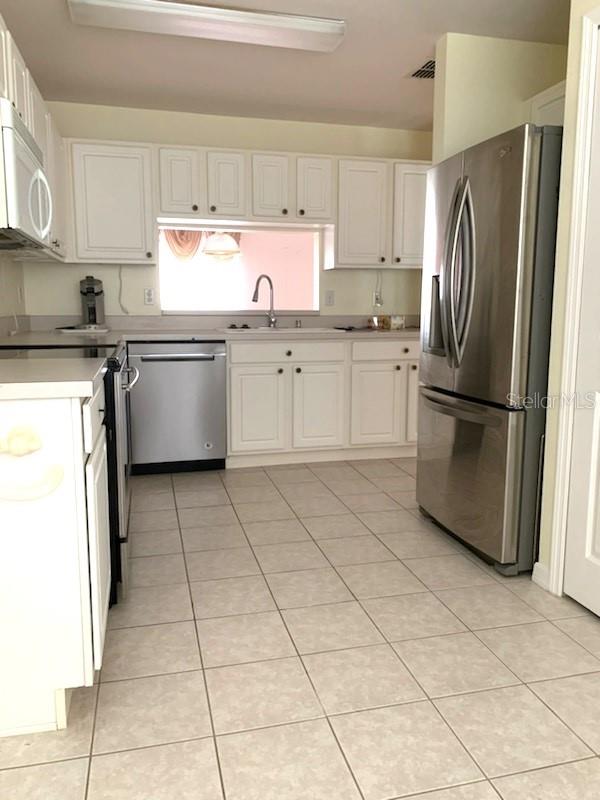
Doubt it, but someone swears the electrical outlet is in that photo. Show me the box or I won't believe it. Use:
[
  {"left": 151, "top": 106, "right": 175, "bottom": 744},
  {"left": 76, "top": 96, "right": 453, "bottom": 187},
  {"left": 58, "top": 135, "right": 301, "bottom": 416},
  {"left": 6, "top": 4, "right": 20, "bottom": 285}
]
[
  {"left": 373, "top": 291, "right": 383, "bottom": 307},
  {"left": 325, "top": 290, "right": 335, "bottom": 307},
  {"left": 144, "top": 287, "right": 155, "bottom": 305}
]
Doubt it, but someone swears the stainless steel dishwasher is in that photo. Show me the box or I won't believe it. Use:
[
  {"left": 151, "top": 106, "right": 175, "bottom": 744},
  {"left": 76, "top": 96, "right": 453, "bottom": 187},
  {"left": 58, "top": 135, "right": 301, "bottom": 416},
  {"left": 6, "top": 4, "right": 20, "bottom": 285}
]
[{"left": 128, "top": 341, "right": 226, "bottom": 472}]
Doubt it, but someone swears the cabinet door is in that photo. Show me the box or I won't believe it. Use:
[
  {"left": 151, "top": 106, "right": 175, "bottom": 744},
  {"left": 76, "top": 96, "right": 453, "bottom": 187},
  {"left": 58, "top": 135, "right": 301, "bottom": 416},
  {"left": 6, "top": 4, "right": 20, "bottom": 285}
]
[
  {"left": 72, "top": 143, "right": 154, "bottom": 262},
  {"left": 46, "top": 114, "right": 67, "bottom": 256},
  {"left": 230, "top": 365, "right": 288, "bottom": 453},
  {"left": 351, "top": 362, "right": 406, "bottom": 445},
  {"left": 159, "top": 147, "right": 201, "bottom": 215},
  {"left": 28, "top": 78, "right": 48, "bottom": 164},
  {"left": 406, "top": 361, "right": 419, "bottom": 443},
  {"left": 85, "top": 428, "right": 111, "bottom": 671},
  {"left": 252, "top": 154, "right": 290, "bottom": 217},
  {"left": 207, "top": 151, "right": 246, "bottom": 216},
  {"left": 338, "top": 159, "right": 390, "bottom": 266},
  {"left": 7, "top": 35, "right": 29, "bottom": 126},
  {"left": 393, "top": 163, "right": 428, "bottom": 267},
  {"left": 292, "top": 363, "right": 345, "bottom": 449},
  {"left": 0, "top": 16, "right": 9, "bottom": 102},
  {"left": 297, "top": 156, "right": 333, "bottom": 220}
]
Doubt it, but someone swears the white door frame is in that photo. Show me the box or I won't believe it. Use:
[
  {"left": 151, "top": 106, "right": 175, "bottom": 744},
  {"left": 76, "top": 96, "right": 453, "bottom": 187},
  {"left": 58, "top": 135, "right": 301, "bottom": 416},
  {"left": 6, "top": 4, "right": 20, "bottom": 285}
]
[{"left": 543, "top": 8, "right": 600, "bottom": 596}]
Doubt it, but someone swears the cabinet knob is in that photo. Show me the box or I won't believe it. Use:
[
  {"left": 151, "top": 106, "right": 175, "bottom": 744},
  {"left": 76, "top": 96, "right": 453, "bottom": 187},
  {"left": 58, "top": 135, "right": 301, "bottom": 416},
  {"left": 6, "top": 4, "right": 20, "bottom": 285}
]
[
  {"left": 192, "top": 204, "right": 199, "bottom": 211},
  {"left": 146, "top": 252, "right": 152, "bottom": 259},
  {"left": 411, "top": 364, "right": 418, "bottom": 370},
  {"left": 282, "top": 208, "right": 288, "bottom": 215},
  {"left": 286, "top": 350, "right": 292, "bottom": 357},
  {"left": 395, "top": 365, "right": 401, "bottom": 371},
  {"left": 277, "top": 368, "right": 284, "bottom": 374},
  {"left": 299, "top": 209, "right": 305, "bottom": 216},
  {"left": 403, "top": 347, "right": 409, "bottom": 353},
  {"left": 379, "top": 256, "right": 386, "bottom": 263},
  {"left": 395, "top": 257, "right": 401, "bottom": 263},
  {"left": 210, "top": 205, "right": 217, "bottom": 212},
  {"left": 296, "top": 367, "right": 302, "bottom": 373}
]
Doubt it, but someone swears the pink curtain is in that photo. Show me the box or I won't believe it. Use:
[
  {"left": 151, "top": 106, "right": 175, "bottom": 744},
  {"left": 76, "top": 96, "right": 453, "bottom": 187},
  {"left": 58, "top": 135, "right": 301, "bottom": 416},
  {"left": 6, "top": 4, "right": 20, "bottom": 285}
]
[{"left": 164, "top": 229, "right": 203, "bottom": 260}]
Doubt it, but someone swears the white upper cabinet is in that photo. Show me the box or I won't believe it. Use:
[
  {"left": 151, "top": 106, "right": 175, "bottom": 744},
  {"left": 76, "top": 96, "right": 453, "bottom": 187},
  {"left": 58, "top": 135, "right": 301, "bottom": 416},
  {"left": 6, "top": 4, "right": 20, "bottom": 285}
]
[
  {"left": 7, "top": 34, "right": 29, "bottom": 127},
  {"left": 207, "top": 151, "right": 246, "bottom": 216},
  {"left": 337, "top": 159, "right": 390, "bottom": 266},
  {"left": 46, "top": 114, "right": 67, "bottom": 257},
  {"left": 0, "top": 15, "right": 9, "bottom": 101},
  {"left": 392, "top": 163, "right": 428, "bottom": 267},
  {"left": 297, "top": 156, "right": 333, "bottom": 220},
  {"left": 252, "top": 153, "right": 290, "bottom": 217},
  {"left": 159, "top": 147, "right": 201, "bottom": 215},
  {"left": 28, "top": 77, "right": 48, "bottom": 163},
  {"left": 528, "top": 80, "right": 566, "bottom": 126},
  {"left": 72, "top": 143, "right": 155, "bottom": 262}
]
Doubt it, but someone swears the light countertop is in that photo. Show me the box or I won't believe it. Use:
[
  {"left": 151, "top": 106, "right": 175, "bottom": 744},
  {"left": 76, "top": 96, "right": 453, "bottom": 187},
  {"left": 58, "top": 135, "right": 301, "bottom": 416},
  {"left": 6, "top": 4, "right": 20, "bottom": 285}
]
[
  {"left": 0, "top": 358, "right": 106, "bottom": 400},
  {"left": 0, "top": 327, "right": 420, "bottom": 348}
]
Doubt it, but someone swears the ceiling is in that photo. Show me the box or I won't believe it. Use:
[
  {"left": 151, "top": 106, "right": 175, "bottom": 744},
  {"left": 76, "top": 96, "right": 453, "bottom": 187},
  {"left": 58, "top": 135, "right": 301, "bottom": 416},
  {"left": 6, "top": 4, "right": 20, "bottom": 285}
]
[{"left": 0, "top": 0, "right": 570, "bottom": 130}]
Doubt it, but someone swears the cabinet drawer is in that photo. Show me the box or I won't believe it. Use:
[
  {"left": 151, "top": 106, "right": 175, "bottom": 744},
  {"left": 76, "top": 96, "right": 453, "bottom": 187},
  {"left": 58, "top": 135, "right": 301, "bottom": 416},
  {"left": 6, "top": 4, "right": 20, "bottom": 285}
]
[
  {"left": 352, "top": 340, "right": 419, "bottom": 362},
  {"left": 230, "top": 341, "right": 345, "bottom": 364},
  {"left": 82, "top": 383, "right": 105, "bottom": 453}
]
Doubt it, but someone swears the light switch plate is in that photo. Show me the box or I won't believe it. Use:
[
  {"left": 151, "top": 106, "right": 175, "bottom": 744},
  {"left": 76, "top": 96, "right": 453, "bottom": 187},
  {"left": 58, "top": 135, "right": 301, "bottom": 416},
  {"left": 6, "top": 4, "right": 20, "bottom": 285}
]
[
  {"left": 325, "top": 290, "right": 335, "bottom": 307},
  {"left": 144, "top": 287, "right": 155, "bottom": 305}
]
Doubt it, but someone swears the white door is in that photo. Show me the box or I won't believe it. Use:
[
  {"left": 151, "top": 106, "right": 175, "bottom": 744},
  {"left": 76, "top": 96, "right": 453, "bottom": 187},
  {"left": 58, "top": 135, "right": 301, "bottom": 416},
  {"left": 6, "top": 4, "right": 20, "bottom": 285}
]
[
  {"left": 159, "top": 147, "right": 201, "bottom": 215},
  {"left": 292, "top": 363, "right": 345, "bottom": 449},
  {"left": 72, "top": 143, "right": 154, "bottom": 262},
  {"left": 406, "top": 361, "right": 420, "bottom": 443},
  {"left": 7, "top": 35, "right": 29, "bottom": 127},
  {"left": 28, "top": 78, "right": 47, "bottom": 164},
  {"left": 351, "top": 362, "right": 406, "bottom": 445},
  {"left": 252, "top": 154, "right": 290, "bottom": 217},
  {"left": 207, "top": 151, "right": 246, "bottom": 216},
  {"left": 230, "top": 365, "right": 288, "bottom": 452},
  {"left": 393, "top": 163, "right": 428, "bottom": 267},
  {"left": 338, "top": 159, "right": 390, "bottom": 266},
  {"left": 46, "top": 113, "right": 67, "bottom": 256},
  {"left": 297, "top": 156, "right": 333, "bottom": 220},
  {"left": 563, "top": 56, "right": 600, "bottom": 615},
  {"left": 85, "top": 428, "right": 111, "bottom": 671}
]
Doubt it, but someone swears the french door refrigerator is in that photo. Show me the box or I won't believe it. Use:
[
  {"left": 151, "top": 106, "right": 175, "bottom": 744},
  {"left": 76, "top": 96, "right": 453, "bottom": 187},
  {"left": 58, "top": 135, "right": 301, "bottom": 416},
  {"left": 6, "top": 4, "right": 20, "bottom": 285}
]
[{"left": 417, "top": 124, "right": 562, "bottom": 574}]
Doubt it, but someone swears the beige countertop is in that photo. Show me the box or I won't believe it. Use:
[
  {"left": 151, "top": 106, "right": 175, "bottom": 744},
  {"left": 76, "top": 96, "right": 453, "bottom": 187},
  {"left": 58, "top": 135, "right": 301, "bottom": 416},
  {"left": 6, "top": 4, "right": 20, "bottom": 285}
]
[
  {"left": 0, "top": 358, "right": 106, "bottom": 400},
  {"left": 0, "top": 327, "right": 421, "bottom": 348}
]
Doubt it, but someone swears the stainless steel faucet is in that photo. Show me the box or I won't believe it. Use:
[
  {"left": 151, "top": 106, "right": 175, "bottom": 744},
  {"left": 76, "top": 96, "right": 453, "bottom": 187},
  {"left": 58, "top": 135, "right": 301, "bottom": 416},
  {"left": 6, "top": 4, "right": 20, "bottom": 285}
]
[{"left": 252, "top": 274, "right": 277, "bottom": 328}]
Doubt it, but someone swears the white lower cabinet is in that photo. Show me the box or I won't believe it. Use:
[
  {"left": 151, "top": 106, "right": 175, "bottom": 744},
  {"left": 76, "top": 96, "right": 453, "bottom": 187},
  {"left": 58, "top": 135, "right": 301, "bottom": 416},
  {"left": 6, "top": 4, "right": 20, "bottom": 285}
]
[
  {"left": 230, "top": 364, "right": 287, "bottom": 452},
  {"left": 351, "top": 362, "right": 407, "bottom": 445},
  {"left": 406, "top": 361, "right": 420, "bottom": 443},
  {"left": 293, "top": 363, "right": 345, "bottom": 448}
]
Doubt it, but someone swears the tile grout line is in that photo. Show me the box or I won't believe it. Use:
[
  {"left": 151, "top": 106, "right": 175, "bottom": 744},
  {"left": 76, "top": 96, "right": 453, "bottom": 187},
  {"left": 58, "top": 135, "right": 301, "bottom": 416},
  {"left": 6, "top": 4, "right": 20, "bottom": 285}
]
[{"left": 171, "top": 472, "right": 229, "bottom": 800}]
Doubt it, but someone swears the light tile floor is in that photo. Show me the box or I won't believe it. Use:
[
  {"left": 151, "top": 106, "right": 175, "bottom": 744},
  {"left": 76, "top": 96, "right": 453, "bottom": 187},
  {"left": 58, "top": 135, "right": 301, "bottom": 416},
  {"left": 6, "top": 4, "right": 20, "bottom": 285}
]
[{"left": 2, "top": 457, "right": 600, "bottom": 799}]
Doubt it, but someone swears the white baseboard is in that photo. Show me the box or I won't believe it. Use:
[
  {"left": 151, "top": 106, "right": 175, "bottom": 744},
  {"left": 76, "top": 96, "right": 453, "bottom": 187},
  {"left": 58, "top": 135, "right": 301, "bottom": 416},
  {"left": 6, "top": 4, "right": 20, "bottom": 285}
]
[
  {"left": 226, "top": 445, "right": 417, "bottom": 469},
  {"left": 532, "top": 561, "right": 552, "bottom": 593}
]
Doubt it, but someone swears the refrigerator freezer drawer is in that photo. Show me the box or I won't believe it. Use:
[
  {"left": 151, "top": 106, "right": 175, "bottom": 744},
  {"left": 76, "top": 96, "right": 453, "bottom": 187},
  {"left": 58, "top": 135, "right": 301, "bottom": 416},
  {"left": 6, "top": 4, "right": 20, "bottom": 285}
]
[{"left": 416, "top": 388, "right": 525, "bottom": 564}]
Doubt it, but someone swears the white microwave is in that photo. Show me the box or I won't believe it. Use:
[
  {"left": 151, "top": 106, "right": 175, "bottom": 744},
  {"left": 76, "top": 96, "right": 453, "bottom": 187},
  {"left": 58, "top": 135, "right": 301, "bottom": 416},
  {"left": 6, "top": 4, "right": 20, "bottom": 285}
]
[{"left": 0, "top": 98, "right": 52, "bottom": 250}]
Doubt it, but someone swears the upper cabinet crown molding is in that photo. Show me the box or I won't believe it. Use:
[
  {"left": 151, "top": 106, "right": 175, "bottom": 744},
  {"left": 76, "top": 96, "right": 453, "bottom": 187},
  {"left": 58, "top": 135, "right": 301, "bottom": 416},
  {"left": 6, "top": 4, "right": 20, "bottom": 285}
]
[{"left": 71, "top": 142, "right": 155, "bottom": 263}]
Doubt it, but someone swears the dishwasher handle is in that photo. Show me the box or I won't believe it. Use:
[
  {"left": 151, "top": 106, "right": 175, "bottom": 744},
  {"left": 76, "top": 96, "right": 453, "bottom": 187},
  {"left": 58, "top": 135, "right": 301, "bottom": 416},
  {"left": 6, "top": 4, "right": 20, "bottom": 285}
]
[{"left": 137, "top": 353, "right": 226, "bottom": 363}]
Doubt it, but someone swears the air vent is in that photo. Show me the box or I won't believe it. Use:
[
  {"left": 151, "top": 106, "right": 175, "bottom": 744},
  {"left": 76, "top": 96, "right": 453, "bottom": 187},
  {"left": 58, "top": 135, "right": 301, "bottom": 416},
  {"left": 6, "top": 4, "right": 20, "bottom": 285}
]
[{"left": 410, "top": 59, "right": 435, "bottom": 79}]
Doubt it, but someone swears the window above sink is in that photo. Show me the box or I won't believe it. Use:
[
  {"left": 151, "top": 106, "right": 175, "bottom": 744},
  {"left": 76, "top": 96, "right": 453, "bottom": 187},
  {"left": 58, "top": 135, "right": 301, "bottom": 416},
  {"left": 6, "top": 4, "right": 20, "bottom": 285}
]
[{"left": 158, "top": 226, "right": 319, "bottom": 313}]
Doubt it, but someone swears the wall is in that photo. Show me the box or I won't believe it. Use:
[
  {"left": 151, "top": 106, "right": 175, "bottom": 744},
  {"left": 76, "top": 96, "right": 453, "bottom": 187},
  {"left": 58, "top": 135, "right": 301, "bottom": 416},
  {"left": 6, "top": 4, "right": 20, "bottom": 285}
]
[
  {"left": 432, "top": 34, "right": 567, "bottom": 163},
  {"left": 0, "top": 256, "right": 25, "bottom": 335},
  {"left": 21, "top": 102, "right": 429, "bottom": 320},
  {"left": 538, "top": 0, "right": 599, "bottom": 569}
]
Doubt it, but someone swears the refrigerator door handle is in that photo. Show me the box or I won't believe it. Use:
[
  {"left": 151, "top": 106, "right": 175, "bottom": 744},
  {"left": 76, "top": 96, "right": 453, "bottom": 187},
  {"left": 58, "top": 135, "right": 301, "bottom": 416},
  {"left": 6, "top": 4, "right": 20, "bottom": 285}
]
[
  {"left": 452, "top": 177, "right": 477, "bottom": 366},
  {"left": 440, "top": 178, "right": 463, "bottom": 367},
  {"left": 421, "top": 388, "right": 502, "bottom": 428}
]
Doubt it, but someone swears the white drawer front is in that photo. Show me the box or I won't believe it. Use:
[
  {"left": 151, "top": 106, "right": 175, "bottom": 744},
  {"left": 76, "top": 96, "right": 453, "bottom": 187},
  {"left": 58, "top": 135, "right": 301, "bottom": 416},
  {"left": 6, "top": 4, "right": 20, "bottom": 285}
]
[
  {"left": 230, "top": 341, "right": 345, "bottom": 364},
  {"left": 82, "top": 383, "right": 105, "bottom": 454},
  {"left": 352, "top": 340, "right": 419, "bottom": 362}
]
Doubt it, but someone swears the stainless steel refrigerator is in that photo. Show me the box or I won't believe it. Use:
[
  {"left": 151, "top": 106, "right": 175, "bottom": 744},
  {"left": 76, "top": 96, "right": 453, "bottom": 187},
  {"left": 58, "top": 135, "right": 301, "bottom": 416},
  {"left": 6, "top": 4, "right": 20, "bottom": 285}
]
[{"left": 417, "top": 124, "right": 562, "bottom": 574}]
